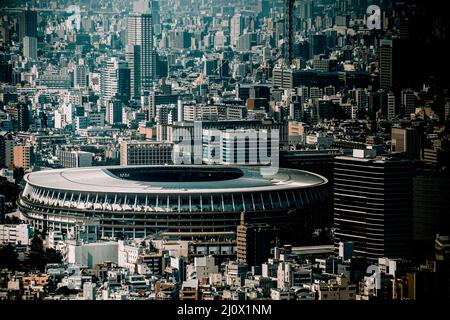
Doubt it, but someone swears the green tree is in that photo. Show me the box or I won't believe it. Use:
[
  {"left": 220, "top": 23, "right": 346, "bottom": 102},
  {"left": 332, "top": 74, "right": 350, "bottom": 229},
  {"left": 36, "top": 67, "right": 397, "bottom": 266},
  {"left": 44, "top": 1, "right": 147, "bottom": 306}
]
[
  {"left": 45, "top": 248, "right": 62, "bottom": 264},
  {"left": 0, "top": 244, "right": 20, "bottom": 271},
  {"left": 13, "top": 167, "right": 25, "bottom": 182},
  {"left": 28, "top": 233, "right": 46, "bottom": 271}
]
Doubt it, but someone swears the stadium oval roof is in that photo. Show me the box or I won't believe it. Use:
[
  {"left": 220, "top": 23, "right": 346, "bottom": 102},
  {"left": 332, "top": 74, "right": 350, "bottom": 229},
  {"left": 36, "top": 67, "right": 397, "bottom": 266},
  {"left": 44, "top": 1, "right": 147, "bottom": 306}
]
[{"left": 24, "top": 165, "right": 327, "bottom": 194}]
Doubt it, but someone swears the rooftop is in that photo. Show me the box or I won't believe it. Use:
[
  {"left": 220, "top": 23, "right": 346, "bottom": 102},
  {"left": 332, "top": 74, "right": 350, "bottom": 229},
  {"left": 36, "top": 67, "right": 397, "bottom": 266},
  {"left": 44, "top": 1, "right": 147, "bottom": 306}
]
[{"left": 24, "top": 165, "right": 327, "bottom": 194}]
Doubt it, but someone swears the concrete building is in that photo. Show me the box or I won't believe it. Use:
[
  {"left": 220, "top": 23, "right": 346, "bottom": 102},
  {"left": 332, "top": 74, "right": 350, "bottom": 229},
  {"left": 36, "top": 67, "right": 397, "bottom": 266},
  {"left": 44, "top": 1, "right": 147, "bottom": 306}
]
[
  {"left": 401, "top": 89, "right": 416, "bottom": 119},
  {"left": 230, "top": 14, "right": 244, "bottom": 48},
  {"left": 101, "top": 58, "right": 130, "bottom": 106},
  {"left": 312, "top": 276, "right": 356, "bottom": 300},
  {"left": 75, "top": 116, "right": 88, "bottom": 130},
  {"left": 125, "top": 44, "right": 141, "bottom": 100},
  {"left": 13, "top": 144, "right": 33, "bottom": 169},
  {"left": 179, "top": 279, "right": 198, "bottom": 300},
  {"left": 413, "top": 170, "right": 450, "bottom": 252},
  {"left": 118, "top": 240, "right": 144, "bottom": 273},
  {"left": 0, "top": 132, "right": 14, "bottom": 168},
  {"left": 127, "top": 12, "right": 155, "bottom": 91},
  {"left": 83, "top": 282, "right": 96, "bottom": 300},
  {"left": 23, "top": 36, "right": 37, "bottom": 60},
  {"left": 57, "top": 150, "right": 93, "bottom": 168},
  {"left": 19, "top": 9, "right": 37, "bottom": 42},
  {"left": 334, "top": 150, "right": 414, "bottom": 260},
  {"left": 66, "top": 241, "right": 118, "bottom": 268},
  {"left": 193, "top": 256, "right": 218, "bottom": 283},
  {"left": 270, "top": 288, "right": 296, "bottom": 300},
  {"left": 379, "top": 39, "right": 393, "bottom": 89},
  {"left": 5, "top": 103, "right": 30, "bottom": 132},
  {"left": 136, "top": 252, "right": 164, "bottom": 276},
  {"left": 391, "top": 127, "right": 422, "bottom": 160},
  {"left": 236, "top": 212, "right": 272, "bottom": 267},
  {"left": 0, "top": 224, "right": 33, "bottom": 245},
  {"left": 106, "top": 99, "right": 123, "bottom": 125},
  {"left": 48, "top": 229, "right": 64, "bottom": 249},
  {"left": 119, "top": 140, "right": 173, "bottom": 165},
  {"left": 225, "top": 262, "right": 248, "bottom": 287},
  {"left": 338, "top": 241, "right": 355, "bottom": 261},
  {"left": 387, "top": 91, "right": 396, "bottom": 120},
  {"left": 74, "top": 62, "right": 88, "bottom": 89},
  {"left": 305, "top": 132, "right": 333, "bottom": 149},
  {"left": 288, "top": 122, "right": 305, "bottom": 145},
  {"left": 202, "top": 129, "right": 278, "bottom": 165}
]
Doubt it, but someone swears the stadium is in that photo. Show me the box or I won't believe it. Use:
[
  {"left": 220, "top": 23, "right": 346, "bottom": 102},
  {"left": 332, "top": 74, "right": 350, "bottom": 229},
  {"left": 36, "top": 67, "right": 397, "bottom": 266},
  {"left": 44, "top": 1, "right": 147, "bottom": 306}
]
[{"left": 18, "top": 165, "right": 330, "bottom": 242}]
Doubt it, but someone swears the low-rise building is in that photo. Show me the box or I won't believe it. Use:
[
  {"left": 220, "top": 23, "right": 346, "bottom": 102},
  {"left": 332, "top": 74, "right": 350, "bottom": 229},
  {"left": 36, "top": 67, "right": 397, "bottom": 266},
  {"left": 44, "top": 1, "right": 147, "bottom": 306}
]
[
  {"left": 0, "top": 224, "right": 33, "bottom": 245},
  {"left": 179, "top": 279, "right": 199, "bottom": 300},
  {"left": 312, "top": 275, "right": 357, "bottom": 300},
  {"left": 65, "top": 241, "right": 119, "bottom": 268}
]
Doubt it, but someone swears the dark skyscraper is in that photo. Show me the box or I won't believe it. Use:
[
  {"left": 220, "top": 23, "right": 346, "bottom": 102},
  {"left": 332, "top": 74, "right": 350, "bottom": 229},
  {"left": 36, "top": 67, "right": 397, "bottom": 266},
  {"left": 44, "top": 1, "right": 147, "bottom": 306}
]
[
  {"left": 237, "top": 212, "right": 272, "bottom": 268},
  {"left": 126, "top": 45, "right": 141, "bottom": 100},
  {"left": 310, "top": 34, "right": 327, "bottom": 57},
  {"left": 257, "top": 0, "right": 270, "bottom": 18},
  {"left": 0, "top": 194, "right": 5, "bottom": 224},
  {"left": 284, "top": 0, "right": 294, "bottom": 66},
  {"left": 413, "top": 169, "right": 450, "bottom": 259},
  {"left": 379, "top": 39, "right": 393, "bottom": 90},
  {"left": 19, "top": 9, "right": 37, "bottom": 42},
  {"left": 334, "top": 150, "right": 414, "bottom": 260},
  {"left": 17, "top": 103, "right": 30, "bottom": 132},
  {"left": 128, "top": 12, "right": 155, "bottom": 93}
]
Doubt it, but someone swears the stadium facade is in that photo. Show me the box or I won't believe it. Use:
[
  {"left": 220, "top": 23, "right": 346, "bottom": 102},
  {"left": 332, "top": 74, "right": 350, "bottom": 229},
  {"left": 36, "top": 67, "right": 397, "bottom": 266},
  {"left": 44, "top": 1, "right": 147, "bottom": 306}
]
[{"left": 18, "top": 166, "right": 330, "bottom": 242}]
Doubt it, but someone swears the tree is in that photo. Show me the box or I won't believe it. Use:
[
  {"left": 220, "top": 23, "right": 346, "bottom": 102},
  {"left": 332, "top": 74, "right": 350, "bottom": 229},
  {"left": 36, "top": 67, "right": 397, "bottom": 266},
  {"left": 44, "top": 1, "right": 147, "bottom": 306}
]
[
  {"left": 28, "top": 233, "right": 46, "bottom": 271},
  {"left": 44, "top": 278, "right": 58, "bottom": 295},
  {"left": 0, "top": 244, "right": 20, "bottom": 271},
  {"left": 30, "top": 233, "right": 44, "bottom": 255},
  {"left": 4, "top": 216, "right": 21, "bottom": 224},
  {"left": 13, "top": 167, "right": 25, "bottom": 183},
  {"left": 45, "top": 248, "right": 62, "bottom": 264},
  {"left": 56, "top": 286, "right": 79, "bottom": 295}
]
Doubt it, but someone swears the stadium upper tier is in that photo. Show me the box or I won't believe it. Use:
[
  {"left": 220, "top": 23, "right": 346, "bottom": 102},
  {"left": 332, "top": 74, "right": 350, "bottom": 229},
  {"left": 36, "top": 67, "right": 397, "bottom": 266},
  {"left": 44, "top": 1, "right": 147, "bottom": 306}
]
[
  {"left": 19, "top": 165, "right": 330, "bottom": 240},
  {"left": 22, "top": 165, "right": 326, "bottom": 194}
]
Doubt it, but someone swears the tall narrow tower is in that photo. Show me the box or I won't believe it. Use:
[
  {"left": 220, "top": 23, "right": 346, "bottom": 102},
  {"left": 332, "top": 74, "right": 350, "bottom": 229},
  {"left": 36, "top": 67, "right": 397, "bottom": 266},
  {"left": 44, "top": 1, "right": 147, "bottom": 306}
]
[
  {"left": 284, "top": 0, "right": 295, "bottom": 67},
  {"left": 379, "top": 39, "right": 393, "bottom": 89},
  {"left": 127, "top": 12, "right": 155, "bottom": 95}
]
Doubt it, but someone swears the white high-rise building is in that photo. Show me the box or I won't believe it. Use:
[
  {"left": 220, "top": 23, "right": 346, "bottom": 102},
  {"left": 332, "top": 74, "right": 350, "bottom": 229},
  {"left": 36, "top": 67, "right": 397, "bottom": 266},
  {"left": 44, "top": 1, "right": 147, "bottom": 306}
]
[
  {"left": 387, "top": 91, "right": 396, "bottom": 120},
  {"left": 127, "top": 12, "right": 155, "bottom": 93},
  {"left": 23, "top": 36, "right": 37, "bottom": 60},
  {"left": 230, "top": 14, "right": 244, "bottom": 48},
  {"left": 100, "top": 57, "right": 130, "bottom": 106}
]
